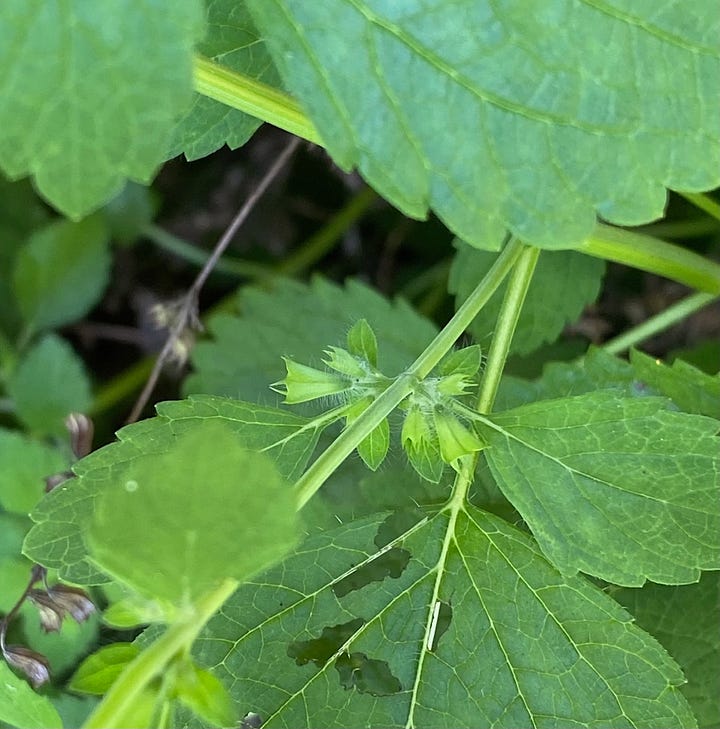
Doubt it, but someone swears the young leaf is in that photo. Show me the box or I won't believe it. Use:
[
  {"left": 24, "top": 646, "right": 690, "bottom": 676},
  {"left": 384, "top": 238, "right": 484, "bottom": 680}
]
[
  {"left": 630, "top": 350, "right": 720, "bottom": 418},
  {"left": 247, "top": 1, "right": 719, "bottom": 248},
  {"left": 0, "top": 429, "right": 66, "bottom": 513},
  {"left": 24, "top": 395, "right": 320, "bottom": 585},
  {"left": 168, "top": 1, "right": 281, "bottom": 160},
  {"left": 175, "top": 660, "right": 236, "bottom": 728},
  {"left": 614, "top": 572, "right": 720, "bottom": 729},
  {"left": 346, "top": 319, "right": 378, "bottom": 367},
  {"left": 450, "top": 243, "right": 605, "bottom": 354},
  {"left": 7, "top": 334, "right": 92, "bottom": 437},
  {"left": 437, "top": 344, "right": 482, "bottom": 378},
  {"left": 12, "top": 215, "right": 111, "bottom": 332},
  {"left": 184, "top": 278, "right": 437, "bottom": 400},
  {"left": 356, "top": 418, "right": 390, "bottom": 472},
  {"left": 480, "top": 391, "right": 720, "bottom": 586},
  {"left": 184, "top": 507, "right": 694, "bottom": 727},
  {"left": 69, "top": 643, "right": 140, "bottom": 695},
  {"left": 85, "top": 420, "right": 299, "bottom": 605},
  {"left": 0, "top": 1, "right": 204, "bottom": 218},
  {"left": 0, "top": 661, "right": 62, "bottom": 729}
]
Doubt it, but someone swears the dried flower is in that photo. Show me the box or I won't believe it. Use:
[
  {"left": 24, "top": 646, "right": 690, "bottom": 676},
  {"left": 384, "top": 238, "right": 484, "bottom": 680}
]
[
  {"left": 27, "top": 590, "right": 64, "bottom": 633},
  {"left": 2, "top": 644, "right": 51, "bottom": 688},
  {"left": 48, "top": 585, "right": 96, "bottom": 623},
  {"left": 65, "top": 413, "right": 94, "bottom": 458}
]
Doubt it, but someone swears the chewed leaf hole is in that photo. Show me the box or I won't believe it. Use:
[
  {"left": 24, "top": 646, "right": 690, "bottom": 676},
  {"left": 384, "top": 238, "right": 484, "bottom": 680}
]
[
  {"left": 287, "top": 618, "right": 364, "bottom": 667},
  {"left": 335, "top": 652, "right": 402, "bottom": 696},
  {"left": 332, "top": 548, "right": 410, "bottom": 598}
]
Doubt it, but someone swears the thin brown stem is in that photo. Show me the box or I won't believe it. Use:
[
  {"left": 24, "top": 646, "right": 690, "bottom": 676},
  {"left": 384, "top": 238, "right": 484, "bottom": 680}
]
[{"left": 126, "top": 136, "right": 302, "bottom": 424}]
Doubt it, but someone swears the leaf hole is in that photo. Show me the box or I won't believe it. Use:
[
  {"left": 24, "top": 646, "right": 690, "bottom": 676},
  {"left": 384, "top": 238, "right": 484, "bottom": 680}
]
[
  {"left": 332, "top": 547, "right": 410, "bottom": 598},
  {"left": 334, "top": 651, "right": 402, "bottom": 696},
  {"left": 287, "top": 618, "right": 364, "bottom": 667}
]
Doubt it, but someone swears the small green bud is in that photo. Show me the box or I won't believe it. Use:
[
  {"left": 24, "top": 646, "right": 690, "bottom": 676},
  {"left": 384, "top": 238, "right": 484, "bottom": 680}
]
[
  {"left": 271, "top": 357, "right": 349, "bottom": 404},
  {"left": 433, "top": 412, "right": 485, "bottom": 464},
  {"left": 437, "top": 372, "right": 475, "bottom": 397},
  {"left": 323, "top": 346, "right": 369, "bottom": 378}
]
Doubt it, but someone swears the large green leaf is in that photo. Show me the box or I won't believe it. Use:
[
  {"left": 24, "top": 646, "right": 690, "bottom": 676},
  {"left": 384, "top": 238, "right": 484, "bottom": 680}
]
[
  {"left": 480, "top": 391, "right": 720, "bottom": 586},
  {"left": 168, "top": 0, "right": 281, "bottom": 160},
  {"left": 182, "top": 506, "right": 693, "bottom": 728},
  {"left": 0, "top": 662, "right": 62, "bottom": 729},
  {"left": 86, "top": 421, "right": 299, "bottom": 606},
  {"left": 184, "top": 277, "right": 437, "bottom": 401},
  {"left": 247, "top": 1, "right": 720, "bottom": 248},
  {"left": 614, "top": 573, "right": 720, "bottom": 729},
  {"left": 449, "top": 242, "right": 605, "bottom": 354},
  {"left": 0, "top": 1, "right": 203, "bottom": 218},
  {"left": 23, "top": 395, "right": 321, "bottom": 585}
]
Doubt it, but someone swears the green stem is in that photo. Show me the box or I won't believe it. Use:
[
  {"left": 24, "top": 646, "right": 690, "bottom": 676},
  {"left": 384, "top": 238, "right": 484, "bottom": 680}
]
[
  {"left": 278, "top": 186, "right": 377, "bottom": 276},
  {"left": 602, "top": 291, "right": 718, "bottom": 355},
  {"left": 579, "top": 224, "right": 720, "bottom": 294},
  {"left": 294, "top": 237, "right": 524, "bottom": 509},
  {"left": 193, "top": 55, "right": 321, "bottom": 145},
  {"left": 143, "top": 224, "right": 275, "bottom": 279},
  {"left": 476, "top": 245, "right": 540, "bottom": 414},
  {"left": 82, "top": 578, "right": 238, "bottom": 729},
  {"left": 679, "top": 192, "right": 720, "bottom": 222}
]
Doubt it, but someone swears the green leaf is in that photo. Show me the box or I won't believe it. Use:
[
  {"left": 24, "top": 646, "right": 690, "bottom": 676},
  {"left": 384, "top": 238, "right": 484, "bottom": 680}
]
[
  {"left": 247, "top": 1, "right": 720, "bottom": 248},
  {"left": 185, "top": 506, "right": 693, "bottom": 727},
  {"left": 437, "top": 345, "right": 482, "bottom": 378},
  {"left": 168, "top": 1, "right": 280, "bottom": 160},
  {"left": 0, "top": 661, "right": 62, "bottom": 729},
  {"left": 631, "top": 350, "right": 720, "bottom": 418},
  {"left": 7, "top": 334, "right": 92, "bottom": 437},
  {"left": 346, "top": 319, "right": 378, "bottom": 368},
  {"left": 101, "top": 182, "right": 159, "bottom": 245},
  {"left": 0, "top": 429, "right": 67, "bottom": 513},
  {"left": 614, "top": 573, "right": 720, "bottom": 729},
  {"left": 450, "top": 243, "right": 605, "bottom": 354},
  {"left": 356, "top": 418, "right": 389, "bottom": 471},
  {"left": 24, "top": 395, "right": 320, "bottom": 585},
  {"left": 0, "top": 556, "right": 32, "bottom": 613},
  {"left": 69, "top": 643, "right": 140, "bottom": 695},
  {"left": 86, "top": 420, "right": 299, "bottom": 605},
  {"left": 184, "top": 277, "right": 437, "bottom": 401},
  {"left": 12, "top": 215, "right": 111, "bottom": 332},
  {"left": 175, "top": 661, "right": 236, "bottom": 728},
  {"left": 481, "top": 391, "right": 720, "bottom": 586},
  {"left": 0, "top": 1, "right": 204, "bottom": 218}
]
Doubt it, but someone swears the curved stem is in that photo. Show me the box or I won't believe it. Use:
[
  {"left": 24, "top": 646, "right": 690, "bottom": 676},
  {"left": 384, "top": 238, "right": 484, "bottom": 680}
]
[
  {"left": 294, "top": 237, "right": 525, "bottom": 509},
  {"left": 602, "top": 291, "right": 718, "bottom": 355},
  {"left": 679, "top": 191, "right": 720, "bottom": 222},
  {"left": 579, "top": 224, "right": 720, "bottom": 294},
  {"left": 193, "top": 55, "right": 321, "bottom": 145},
  {"left": 82, "top": 579, "right": 238, "bottom": 729}
]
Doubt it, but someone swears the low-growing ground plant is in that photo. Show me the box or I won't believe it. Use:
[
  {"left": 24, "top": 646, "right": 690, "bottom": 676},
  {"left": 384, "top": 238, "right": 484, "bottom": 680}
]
[{"left": 0, "top": 2, "right": 718, "bottom": 728}]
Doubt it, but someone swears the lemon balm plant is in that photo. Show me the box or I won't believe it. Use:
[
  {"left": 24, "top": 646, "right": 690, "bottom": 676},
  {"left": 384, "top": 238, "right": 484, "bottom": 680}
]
[{"left": 0, "top": 2, "right": 719, "bottom": 728}]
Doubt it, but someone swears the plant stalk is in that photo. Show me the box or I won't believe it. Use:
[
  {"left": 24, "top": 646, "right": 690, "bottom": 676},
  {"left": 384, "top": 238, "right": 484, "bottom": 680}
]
[{"left": 82, "top": 578, "right": 238, "bottom": 729}]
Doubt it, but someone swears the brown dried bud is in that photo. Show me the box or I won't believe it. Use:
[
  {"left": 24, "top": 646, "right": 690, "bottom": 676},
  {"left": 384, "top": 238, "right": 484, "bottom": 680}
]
[
  {"left": 2, "top": 644, "right": 51, "bottom": 688},
  {"left": 47, "top": 584, "right": 96, "bottom": 623},
  {"left": 44, "top": 472, "right": 72, "bottom": 493},
  {"left": 65, "top": 413, "right": 94, "bottom": 459},
  {"left": 27, "top": 590, "right": 65, "bottom": 633}
]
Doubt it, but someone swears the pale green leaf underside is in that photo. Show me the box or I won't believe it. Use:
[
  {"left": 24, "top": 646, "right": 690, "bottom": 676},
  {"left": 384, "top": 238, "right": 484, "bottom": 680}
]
[
  {"left": 86, "top": 421, "right": 298, "bottom": 605},
  {"left": 247, "top": 0, "right": 720, "bottom": 248},
  {"left": 23, "top": 395, "right": 319, "bottom": 584},
  {"left": 186, "top": 506, "right": 692, "bottom": 728},
  {"left": 614, "top": 573, "right": 720, "bottom": 729},
  {"left": 482, "top": 391, "right": 720, "bottom": 586},
  {"left": 0, "top": 1, "right": 204, "bottom": 218},
  {"left": 168, "top": 0, "right": 281, "bottom": 160},
  {"left": 450, "top": 243, "right": 605, "bottom": 354}
]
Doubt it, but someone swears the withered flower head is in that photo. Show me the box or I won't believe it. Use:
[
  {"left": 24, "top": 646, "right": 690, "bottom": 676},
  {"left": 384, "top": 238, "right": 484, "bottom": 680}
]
[
  {"left": 48, "top": 585, "right": 96, "bottom": 623},
  {"left": 2, "top": 644, "right": 51, "bottom": 688},
  {"left": 27, "top": 589, "right": 64, "bottom": 633}
]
